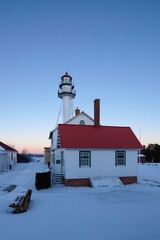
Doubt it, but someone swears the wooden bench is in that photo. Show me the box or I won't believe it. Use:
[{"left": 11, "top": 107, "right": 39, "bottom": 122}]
[{"left": 9, "top": 189, "right": 32, "bottom": 213}]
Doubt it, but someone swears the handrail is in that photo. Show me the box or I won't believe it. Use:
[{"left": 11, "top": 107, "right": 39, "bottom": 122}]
[{"left": 58, "top": 89, "right": 76, "bottom": 95}]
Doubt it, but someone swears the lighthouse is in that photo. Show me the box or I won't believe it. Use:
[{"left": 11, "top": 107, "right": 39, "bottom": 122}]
[{"left": 58, "top": 72, "right": 76, "bottom": 123}]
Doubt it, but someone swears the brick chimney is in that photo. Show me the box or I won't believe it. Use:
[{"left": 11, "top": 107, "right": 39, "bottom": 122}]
[
  {"left": 75, "top": 108, "right": 80, "bottom": 116},
  {"left": 94, "top": 99, "right": 100, "bottom": 128}
]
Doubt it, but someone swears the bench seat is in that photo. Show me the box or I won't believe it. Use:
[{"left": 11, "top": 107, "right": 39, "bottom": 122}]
[{"left": 9, "top": 189, "right": 32, "bottom": 213}]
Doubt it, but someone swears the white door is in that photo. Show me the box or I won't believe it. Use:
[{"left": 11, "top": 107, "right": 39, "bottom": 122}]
[{"left": 55, "top": 157, "right": 61, "bottom": 172}]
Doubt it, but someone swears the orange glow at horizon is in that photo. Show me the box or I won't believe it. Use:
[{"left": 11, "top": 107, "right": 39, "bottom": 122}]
[{"left": 11, "top": 139, "right": 50, "bottom": 154}]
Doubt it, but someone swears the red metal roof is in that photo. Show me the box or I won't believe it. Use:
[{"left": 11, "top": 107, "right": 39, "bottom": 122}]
[
  {"left": 0, "top": 141, "right": 17, "bottom": 152},
  {"left": 58, "top": 124, "right": 143, "bottom": 149},
  {"left": 49, "top": 111, "right": 94, "bottom": 139}
]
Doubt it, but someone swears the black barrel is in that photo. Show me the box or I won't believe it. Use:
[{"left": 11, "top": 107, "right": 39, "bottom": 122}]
[{"left": 35, "top": 171, "right": 51, "bottom": 190}]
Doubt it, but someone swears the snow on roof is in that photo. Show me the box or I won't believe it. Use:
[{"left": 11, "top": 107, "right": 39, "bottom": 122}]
[
  {"left": 0, "top": 141, "right": 17, "bottom": 152},
  {"left": 138, "top": 154, "right": 145, "bottom": 157},
  {"left": 58, "top": 124, "right": 143, "bottom": 149}
]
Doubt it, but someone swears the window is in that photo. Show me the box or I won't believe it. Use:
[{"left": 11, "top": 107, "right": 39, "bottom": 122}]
[
  {"left": 79, "top": 120, "right": 85, "bottom": 125},
  {"left": 64, "top": 77, "right": 70, "bottom": 84},
  {"left": 79, "top": 151, "right": 91, "bottom": 167},
  {"left": 11, "top": 153, "right": 13, "bottom": 161},
  {"left": 56, "top": 160, "right": 61, "bottom": 164},
  {"left": 57, "top": 130, "right": 61, "bottom": 148},
  {"left": 115, "top": 151, "right": 126, "bottom": 166}
]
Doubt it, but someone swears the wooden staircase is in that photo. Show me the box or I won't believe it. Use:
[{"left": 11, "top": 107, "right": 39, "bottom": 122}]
[{"left": 52, "top": 172, "right": 63, "bottom": 184}]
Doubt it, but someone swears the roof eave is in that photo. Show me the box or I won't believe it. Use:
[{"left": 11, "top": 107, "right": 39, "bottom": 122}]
[
  {"left": 60, "top": 147, "right": 143, "bottom": 150},
  {"left": 49, "top": 131, "right": 53, "bottom": 139}
]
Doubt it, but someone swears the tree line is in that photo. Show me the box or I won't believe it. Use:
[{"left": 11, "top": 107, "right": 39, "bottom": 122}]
[{"left": 142, "top": 144, "right": 160, "bottom": 163}]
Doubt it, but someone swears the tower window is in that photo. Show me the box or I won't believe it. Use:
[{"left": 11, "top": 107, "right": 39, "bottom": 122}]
[
  {"left": 64, "top": 77, "right": 70, "bottom": 84},
  {"left": 79, "top": 120, "right": 85, "bottom": 125}
]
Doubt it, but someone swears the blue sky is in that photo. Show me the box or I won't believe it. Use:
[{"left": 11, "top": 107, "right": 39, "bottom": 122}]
[{"left": 0, "top": 0, "right": 160, "bottom": 153}]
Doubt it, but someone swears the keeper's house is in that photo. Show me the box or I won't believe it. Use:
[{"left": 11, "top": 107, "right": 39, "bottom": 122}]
[{"left": 50, "top": 100, "right": 143, "bottom": 186}]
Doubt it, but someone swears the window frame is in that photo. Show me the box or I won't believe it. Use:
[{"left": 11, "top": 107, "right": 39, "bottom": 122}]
[
  {"left": 56, "top": 159, "right": 61, "bottom": 164},
  {"left": 115, "top": 151, "right": 126, "bottom": 166},
  {"left": 79, "top": 120, "right": 85, "bottom": 125},
  {"left": 57, "top": 129, "right": 61, "bottom": 148},
  {"left": 79, "top": 151, "right": 91, "bottom": 168}
]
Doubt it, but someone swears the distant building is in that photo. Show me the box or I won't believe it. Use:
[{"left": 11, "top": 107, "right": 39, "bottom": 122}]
[
  {"left": 0, "top": 152, "right": 10, "bottom": 172},
  {"left": 44, "top": 147, "right": 50, "bottom": 164},
  {"left": 30, "top": 154, "right": 44, "bottom": 162},
  {"left": 0, "top": 141, "right": 17, "bottom": 172}
]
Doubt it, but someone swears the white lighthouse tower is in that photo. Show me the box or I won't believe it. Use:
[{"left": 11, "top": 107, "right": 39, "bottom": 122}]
[{"left": 58, "top": 72, "right": 76, "bottom": 123}]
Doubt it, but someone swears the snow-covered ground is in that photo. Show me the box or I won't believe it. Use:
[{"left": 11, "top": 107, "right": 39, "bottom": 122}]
[{"left": 0, "top": 162, "right": 160, "bottom": 240}]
